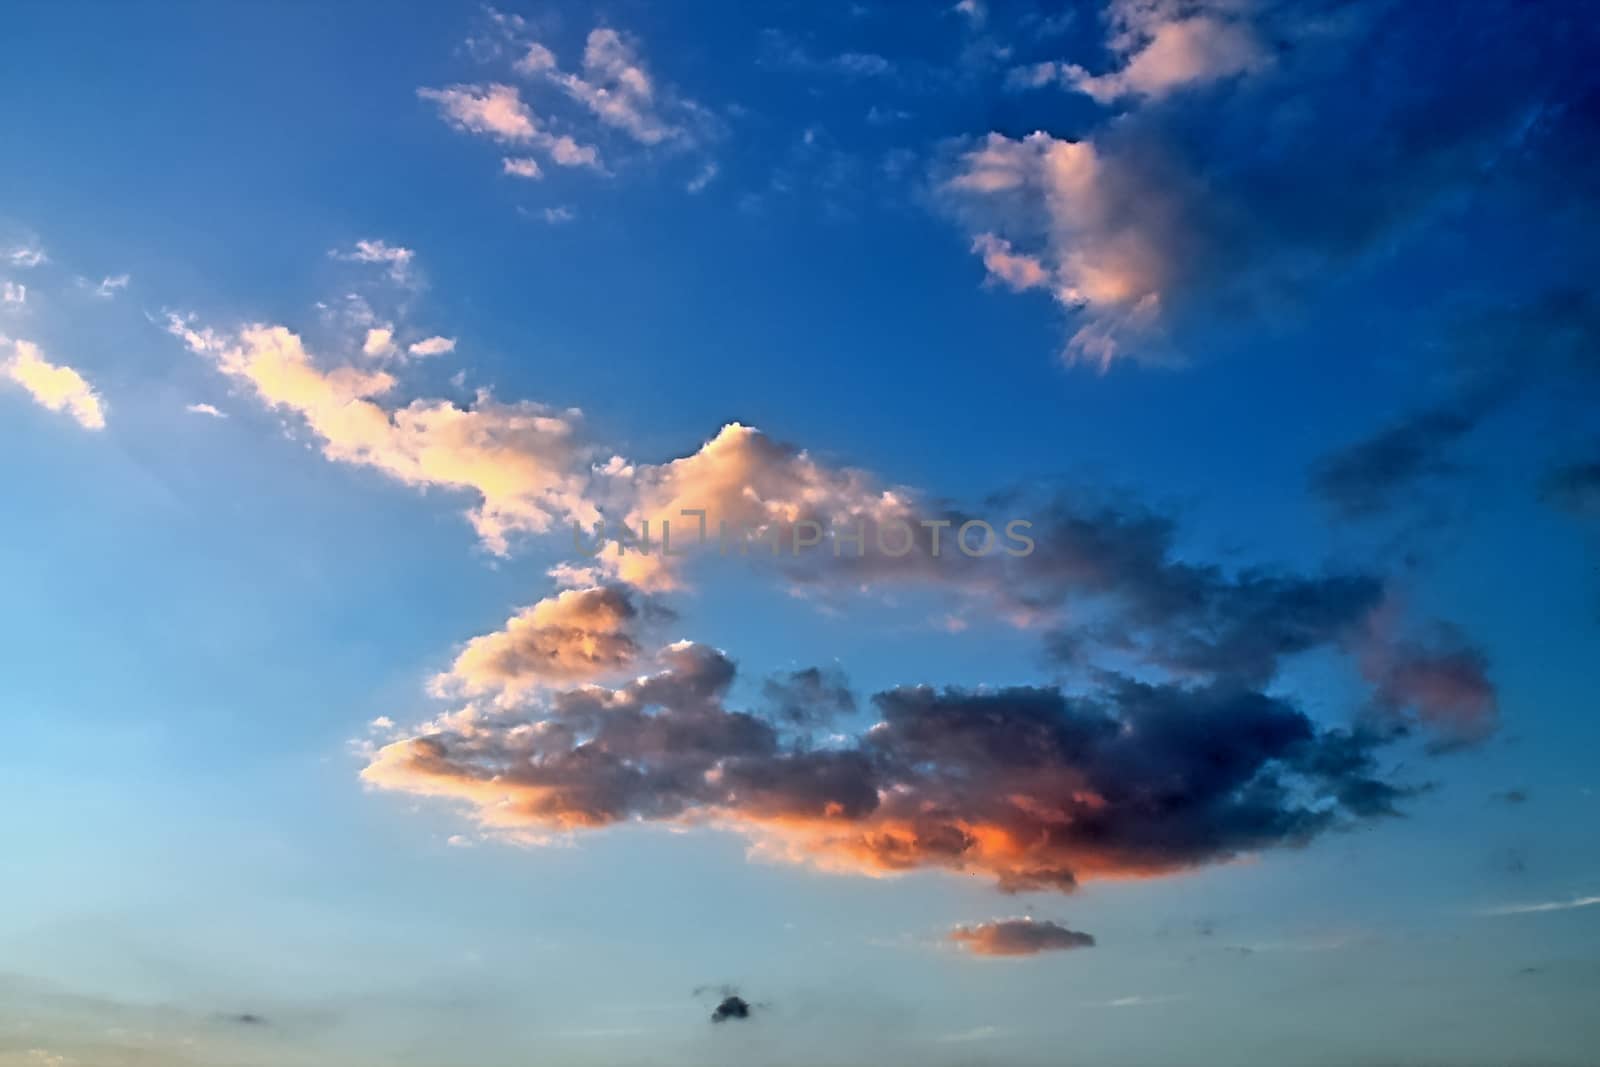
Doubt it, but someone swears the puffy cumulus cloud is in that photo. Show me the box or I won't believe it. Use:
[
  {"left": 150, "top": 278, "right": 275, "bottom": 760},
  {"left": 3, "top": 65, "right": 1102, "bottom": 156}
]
[
  {"left": 431, "top": 585, "right": 664, "bottom": 700},
  {"left": 361, "top": 645, "right": 1412, "bottom": 893},
  {"left": 408, "top": 335, "right": 457, "bottom": 358},
  {"left": 419, "top": 83, "right": 604, "bottom": 171},
  {"left": 361, "top": 327, "right": 396, "bottom": 357},
  {"left": 1065, "top": 0, "right": 1269, "bottom": 103},
  {"left": 602, "top": 422, "right": 918, "bottom": 590},
  {"left": 167, "top": 317, "right": 597, "bottom": 552},
  {"left": 2, "top": 338, "right": 107, "bottom": 430},
  {"left": 943, "top": 132, "right": 1169, "bottom": 367},
  {"left": 948, "top": 918, "right": 1096, "bottom": 957},
  {"left": 419, "top": 82, "right": 538, "bottom": 142}
]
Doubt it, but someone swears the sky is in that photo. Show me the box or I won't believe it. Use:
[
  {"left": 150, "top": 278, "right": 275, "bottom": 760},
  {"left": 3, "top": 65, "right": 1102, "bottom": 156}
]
[{"left": 2, "top": 1, "right": 1599, "bottom": 1064}]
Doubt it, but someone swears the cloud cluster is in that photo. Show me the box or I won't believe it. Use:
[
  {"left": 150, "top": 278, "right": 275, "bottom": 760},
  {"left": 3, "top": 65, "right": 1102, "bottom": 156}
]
[
  {"left": 362, "top": 642, "right": 1411, "bottom": 893},
  {"left": 425, "top": 11, "right": 715, "bottom": 188},
  {"left": 948, "top": 918, "right": 1095, "bottom": 956},
  {"left": 2, "top": 337, "right": 106, "bottom": 430},
  {"left": 947, "top": 0, "right": 1594, "bottom": 365}
]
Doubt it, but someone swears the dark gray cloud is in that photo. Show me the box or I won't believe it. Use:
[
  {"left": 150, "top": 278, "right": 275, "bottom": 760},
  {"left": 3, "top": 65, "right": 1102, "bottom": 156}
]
[
  {"left": 711, "top": 994, "right": 753, "bottom": 1023},
  {"left": 1311, "top": 290, "right": 1600, "bottom": 522},
  {"left": 948, "top": 918, "right": 1096, "bottom": 957},
  {"left": 364, "top": 645, "right": 1416, "bottom": 893}
]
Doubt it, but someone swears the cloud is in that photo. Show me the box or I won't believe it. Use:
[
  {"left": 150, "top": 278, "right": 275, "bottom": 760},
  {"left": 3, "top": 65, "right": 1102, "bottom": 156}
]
[
  {"left": 942, "top": 3, "right": 1595, "bottom": 365},
  {"left": 420, "top": 82, "right": 538, "bottom": 142},
  {"left": 92, "top": 274, "right": 130, "bottom": 298},
  {"left": 186, "top": 402, "right": 227, "bottom": 418},
  {"left": 362, "top": 327, "right": 396, "bottom": 357},
  {"left": 1490, "top": 788, "right": 1529, "bottom": 805},
  {"left": 419, "top": 83, "right": 604, "bottom": 171},
  {"left": 942, "top": 131, "right": 1169, "bottom": 367},
  {"left": 502, "top": 156, "right": 543, "bottom": 179},
  {"left": 2, "top": 338, "right": 107, "bottom": 430},
  {"left": 167, "top": 317, "right": 597, "bottom": 552},
  {"left": 1309, "top": 403, "right": 1484, "bottom": 519},
  {"left": 1356, "top": 608, "right": 1498, "bottom": 750},
  {"left": 948, "top": 918, "right": 1095, "bottom": 957},
  {"left": 1479, "top": 894, "right": 1600, "bottom": 917},
  {"left": 331, "top": 239, "right": 417, "bottom": 286},
  {"left": 430, "top": 585, "right": 659, "bottom": 700},
  {"left": 1066, "top": 1, "right": 1269, "bottom": 103},
  {"left": 515, "top": 28, "right": 691, "bottom": 147},
  {"left": 362, "top": 646, "right": 1412, "bottom": 893},
  {"left": 1311, "top": 291, "right": 1600, "bottom": 520},
  {"left": 408, "top": 335, "right": 457, "bottom": 358},
  {"left": 5, "top": 243, "right": 46, "bottom": 268},
  {"left": 3, "top": 281, "right": 26, "bottom": 306},
  {"left": 710, "top": 995, "right": 753, "bottom": 1023}
]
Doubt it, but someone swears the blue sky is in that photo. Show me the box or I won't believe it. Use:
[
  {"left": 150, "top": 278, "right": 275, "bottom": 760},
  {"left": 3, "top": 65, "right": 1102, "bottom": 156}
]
[{"left": 2, "top": 1, "right": 1598, "bottom": 1064}]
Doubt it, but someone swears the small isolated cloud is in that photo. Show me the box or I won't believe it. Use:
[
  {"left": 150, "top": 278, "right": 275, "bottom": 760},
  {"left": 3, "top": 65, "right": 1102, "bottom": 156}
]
[
  {"left": 186, "top": 402, "right": 227, "bottom": 418},
  {"left": 408, "top": 335, "right": 457, "bottom": 358},
  {"left": 1479, "top": 895, "right": 1600, "bottom": 917},
  {"left": 539, "top": 205, "right": 577, "bottom": 225},
  {"left": 2, "top": 281, "right": 24, "bottom": 306},
  {"left": 1491, "top": 788, "right": 1530, "bottom": 806},
  {"left": 710, "top": 995, "right": 753, "bottom": 1023},
  {"left": 333, "top": 239, "right": 417, "bottom": 286},
  {"left": 948, "top": 918, "right": 1096, "bottom": 957},
  {"left": 3, "top": 338, "right": 107, "bottom": 429},
  {"left": 362, "top": 327, "right": 397, "bottom": 358},
  {"left": 420, "top": 83, "right": 603, "bottom": 171},
  {"left": 5, "top": 244, "right": 46, "bottom": 268},
  {"left": 503, "top": 156, "right": 543, "bottom": 179},
  {"left": 93, "top": 274, "right": 130, "bottom": 298}
]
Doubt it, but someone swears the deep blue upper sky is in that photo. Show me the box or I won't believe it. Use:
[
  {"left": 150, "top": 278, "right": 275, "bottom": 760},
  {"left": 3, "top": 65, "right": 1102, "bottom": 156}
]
[{"left": 2, "top": 2, "right": 1598, "bottom": 1065}]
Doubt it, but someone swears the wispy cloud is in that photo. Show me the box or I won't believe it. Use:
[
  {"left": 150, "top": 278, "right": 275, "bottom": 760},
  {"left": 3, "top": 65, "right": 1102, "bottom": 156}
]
[{"left": 1479, "top": 895, "right": 1600, "bottom": 917}]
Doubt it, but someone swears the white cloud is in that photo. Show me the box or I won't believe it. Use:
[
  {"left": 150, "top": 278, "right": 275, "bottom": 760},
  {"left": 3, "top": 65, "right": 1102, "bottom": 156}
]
[
  {"left": 168, "top": 316, "right": 597, "bottom": 553},
  {"left": 5, "top": 244, "right": 46, "bottom": 268},
  {"left": 2, "top": 281, "right": 24, "bottom": 306},
  {"left": 420, "top": 83, "right": 604, "bottom": 171},
  {"left": 502, "top": 155, "right": 543, "bottom": 179},
  {"left": 362, "top": 327, "right": 396, "bottom": 357},
  {"left": 332, "top": 239, "right": 417, "bottom": 286},
  {"left": 1050, "top": 0, "right": 1268, "bottom": 104},
  {"left": 514, "top": 28, "right": 692, "bottom": 147},
  {"left": 2, "top": 337, "right": 107, "bottom": 430},
  {"left": 408, "top": 335, "right": 457, "bottom": 358},
  {"left": 186, "top": 402, "right": 227, "bottom": 418},
  {"left": 93, "top": 274, "right": 130, "bottom": 298},
  {"left": 1479, "top": 894, "right": 1600, "bottom": 917}
]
